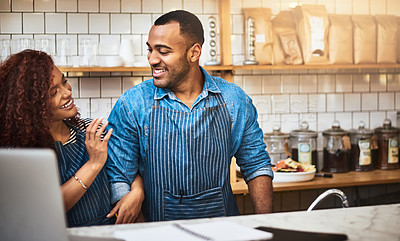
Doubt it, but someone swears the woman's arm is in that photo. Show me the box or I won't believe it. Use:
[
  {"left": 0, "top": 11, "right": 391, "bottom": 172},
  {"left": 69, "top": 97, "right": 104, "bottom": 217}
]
[{"left": 61, "top": 118, "right": 113, "bottom": 211}]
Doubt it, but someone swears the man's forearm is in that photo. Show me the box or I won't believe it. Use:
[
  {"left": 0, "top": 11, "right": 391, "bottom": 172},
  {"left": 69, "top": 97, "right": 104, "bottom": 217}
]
[{"left": 247, "top": 175, "right": 273, "bottom": 214}]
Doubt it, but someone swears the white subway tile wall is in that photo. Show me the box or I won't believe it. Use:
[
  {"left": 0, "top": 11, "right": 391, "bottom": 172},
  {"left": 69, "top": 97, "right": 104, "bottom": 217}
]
[
  {"left": 379, "top": 92, "right": 395, "bottom": 110},
  {"left": 290, "top": 95, "right": 307, "bottom": 113},
  {"left": 89, "top": 14, "right": 109, "bottom": 34},
  {"left": 262, "top": 75, "right": 281, "bottom": 94},
  {"left": 56, "top": 0, "right": 77, "bottom": 12},
  {"left": 46, "top": 13, "right": 66, "bottom": 34},
  {"left": 396, "top": 93, "right": 400, "bottom": 109},
  {"left": 370, "top": 73, "right": 387, "bottom": 92},
  {"left": 99, "top": 35, "right": 120, "bottom": 55},
  {"left": 243, "top": 75, "right": 262, "bottom": 95},
  {"left": 281, "top": 75, "right": 298, "bottom": 93},
  {"left": 335, "top": 74, "right": 352, "bottom": 92},
  {"left": 80, "top": 77, "right": 101, "bottom": 98},
  {"left": 362, "top": 93, "right": 379, "bottom": 111},
  {"left": 142, "top": 0, "right": 162, "bottom": 14},
  {"left": 91, "top": 98, "right": 112, "bottom": 118},
  {"left": 121, "top": 0, "right": 140, "bottom": 13},
  {"left": 0, "top": 13, "right": 22, "bottom": 33},
  {"left": 0, "top": 1, "right": 10, "bottom": 11},
  {"left": 370, "top": 111, "right": 386, "bottom": 129},
  {"left": 35, "top": 0, "right": 55, "bottom": 12},
  {"left": 12, "top": 0, "right": 33, "bottom": 12},
  {"left": 111, "top": 14, "right": 131, "bottom": 34},
  {"left": 101, "top": 77, "right": 122, "bottom": 97},
  {"left": 100, "top": 0, "right": 120, "bottom": 13},
  {"left": 23, "top": 13, "right": 44, "bottom": 33},
  {"left": 0, "top": 0, "right": 399, "bottom": 137},
  {"left": 326, "top": 93, "right": 344, "bottom": 112},
  {"left": 344, "top": 93, "right": 361, "bottom": 112},
  {"left": 353, "top": 74, "right": 370, "bottom": 92},
  {"left": 78, "top": 0, "right": 99, "bottom": 13},
  {"left": 68, "top": 13, "right": 88, "bottom": 33},
  {"left": 299, "top": 74, "right": 317, "bottom": 93},
  {"left": 74, "top": 98, "right": 90, "bottom": 117}
]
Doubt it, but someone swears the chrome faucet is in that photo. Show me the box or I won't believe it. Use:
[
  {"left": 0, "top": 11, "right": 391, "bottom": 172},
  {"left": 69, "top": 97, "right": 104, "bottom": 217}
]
[{"left": 307, "top": 189, "right": 349, "bottom": 212}]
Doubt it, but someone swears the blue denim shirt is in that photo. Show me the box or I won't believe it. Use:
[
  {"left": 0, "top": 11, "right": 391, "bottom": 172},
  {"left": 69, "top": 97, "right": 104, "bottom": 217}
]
[{"left": 106, "top": 67, "right": 273, "bottom": 204}]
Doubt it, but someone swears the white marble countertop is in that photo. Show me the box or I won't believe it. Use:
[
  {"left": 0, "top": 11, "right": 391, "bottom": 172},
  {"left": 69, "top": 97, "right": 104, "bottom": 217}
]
[{"left": 69, "top": 204, "right": 400, "bottom": 241}]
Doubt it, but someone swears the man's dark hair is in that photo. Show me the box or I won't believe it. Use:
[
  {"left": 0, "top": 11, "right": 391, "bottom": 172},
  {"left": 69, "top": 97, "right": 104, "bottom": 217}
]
[{"left": 155, "top": 10, "right": 204, "bottom": 46}]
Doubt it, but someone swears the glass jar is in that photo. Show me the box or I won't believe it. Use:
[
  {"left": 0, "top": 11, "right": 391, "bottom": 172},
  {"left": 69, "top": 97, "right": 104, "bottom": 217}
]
[
  {"left": 322, "top": 121, "right": 351, "bottom": 173},
  {"left": 374, "top": 119, "right": 399, "bottom": 170},
  {"left": 349, "top": 121, "right": 375, "bottom": 171},
  {"left": 263, "top": 126, "right": 289, "bottom": 165},
  {"left": 289, "top": 121, "right": 318, "bottom": 168}
]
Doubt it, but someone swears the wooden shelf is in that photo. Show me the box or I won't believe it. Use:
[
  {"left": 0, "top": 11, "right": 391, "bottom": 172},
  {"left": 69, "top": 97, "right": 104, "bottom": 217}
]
[
  {"left": 58, "top": 66, "right": 150, "bottom": 72},
  {"left": 58, "top": 63, "right": 400, "bottom": 73},
  {"left": 231, "top": 169, "right": 400, "bottom": 194},
  {"left": 58, "top": 65, "right": 235, "bottom": 73},
  {"left": 232, "top": 63, "right": 400, "bottom": 70}
]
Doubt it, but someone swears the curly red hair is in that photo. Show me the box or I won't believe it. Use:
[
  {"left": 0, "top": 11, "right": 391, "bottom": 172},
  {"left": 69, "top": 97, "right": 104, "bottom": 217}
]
[{"left": 0, "top": 49, "right": 80, "bottom": 148}]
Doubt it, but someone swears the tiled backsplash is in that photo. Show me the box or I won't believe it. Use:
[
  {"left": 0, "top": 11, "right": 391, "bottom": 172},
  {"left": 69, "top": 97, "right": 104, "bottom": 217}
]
[{"left": 1, "top": 0, "right": 400, "bottom": 146}]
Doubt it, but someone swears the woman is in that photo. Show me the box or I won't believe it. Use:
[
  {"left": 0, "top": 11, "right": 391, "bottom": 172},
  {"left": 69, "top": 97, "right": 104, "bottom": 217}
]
[{"left": 0, "top": 50, "right": 144, "bottom": 227}]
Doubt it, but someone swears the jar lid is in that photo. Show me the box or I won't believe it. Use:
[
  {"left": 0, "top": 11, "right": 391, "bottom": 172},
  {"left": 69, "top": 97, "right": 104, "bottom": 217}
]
[
  {"left": 289, "top": 121, "right": 318, "bottom": 138},
  {"left": 349, "top": 121, "right": 373, "bottom": 138},
  {"left": 263, "top": 125, "right": 289, "bottom": 140},
  {"left": 322, "top": 120, "right": 349, "bottom": 136},
  {"left": 374, "top": 119, "right": 400, "bottom": 134}
]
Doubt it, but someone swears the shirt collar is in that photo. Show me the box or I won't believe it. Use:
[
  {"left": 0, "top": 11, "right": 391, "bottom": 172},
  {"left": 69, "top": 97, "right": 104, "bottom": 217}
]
[{"left": 154, "top": 66, "right": 221, "bottom": 100}]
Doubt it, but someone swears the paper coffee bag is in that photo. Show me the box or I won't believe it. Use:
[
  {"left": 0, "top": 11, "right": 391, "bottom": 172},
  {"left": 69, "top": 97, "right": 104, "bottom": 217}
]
[
  {"left": 375, "top": 15, "right": 398, "bottom": 64},
  {"left": 398, "top": 17, "right": 400, "bottom": 63},
  {"left": 243, "top": 8, "right": 274, "bottom": 65},
  {"left": 293, "top": 5, "right": 329, "bottom": 65},
  {"left": 328, "top": 15, "right": 353, "bottom": 64},
  {"left": 272, "top": 10, "right": 303, "bottom": 65},
  {"left": 352, "top": 15, "right": 376, "bottom": 64}
]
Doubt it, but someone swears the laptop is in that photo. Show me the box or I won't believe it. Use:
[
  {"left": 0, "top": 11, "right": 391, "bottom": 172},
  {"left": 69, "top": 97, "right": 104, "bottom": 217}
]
[{"left": 0, "top": 148, "right": 121, "bottom": 241}]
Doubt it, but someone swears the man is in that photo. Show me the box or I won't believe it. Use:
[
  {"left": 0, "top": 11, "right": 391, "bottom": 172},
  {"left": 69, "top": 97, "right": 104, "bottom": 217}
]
[{"left": 107, "top": 10, "right": 273, "bottom": 222}]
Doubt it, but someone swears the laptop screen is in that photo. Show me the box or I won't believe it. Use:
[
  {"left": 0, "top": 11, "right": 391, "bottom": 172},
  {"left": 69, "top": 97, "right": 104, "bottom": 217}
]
[{"left": 0, "top": 148, "right": 69, "bottom": 241}]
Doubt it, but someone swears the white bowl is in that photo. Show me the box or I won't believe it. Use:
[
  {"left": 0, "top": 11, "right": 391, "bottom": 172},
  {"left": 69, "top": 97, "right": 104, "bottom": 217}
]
[
  {"left": 103, "top": 56, "right": 123, "bottom": 67},
  {"left": 273, "top": 170, "right": 315, "bottom": 183}
]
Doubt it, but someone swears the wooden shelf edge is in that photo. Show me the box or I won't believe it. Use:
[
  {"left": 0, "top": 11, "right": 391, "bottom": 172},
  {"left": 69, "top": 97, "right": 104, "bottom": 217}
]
[
  {"left": 233, "top": 63, "right": 400, "bottom": 70},
  {"left": 58, "top": 64, "right": 400, "bottom": 73},
  {"left": 58, "top": 66, "right": 151, "bottom": 72}
]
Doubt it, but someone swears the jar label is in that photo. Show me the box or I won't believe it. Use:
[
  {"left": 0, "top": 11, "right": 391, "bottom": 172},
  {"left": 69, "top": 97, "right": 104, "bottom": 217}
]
[
  {"left": 298, "top": 143, "right": 311, "bottom": 165},
  {"left": 358, "top": 139, "right": 371, "bottom": 166},
  {"left": 388, "top": 139, "right": 399, "bottom": 164}
]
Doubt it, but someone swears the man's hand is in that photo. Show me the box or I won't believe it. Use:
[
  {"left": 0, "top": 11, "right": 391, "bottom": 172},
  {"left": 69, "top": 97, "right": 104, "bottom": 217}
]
[
  {"left": 107, "top": 190, "right": 143, "bottom": 224},
  {"left": 107, "top": 175, "right": 145, "bottom": 224},
  {"left": 247, "top": 175, "right": 273, "bottom": 214}
]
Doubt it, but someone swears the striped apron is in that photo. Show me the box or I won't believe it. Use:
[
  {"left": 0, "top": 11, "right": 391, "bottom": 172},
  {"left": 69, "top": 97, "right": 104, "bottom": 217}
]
[
  {"left": 143, "top": 92, "right": 239, "bottom": 221},
  {"left": 54, "top": 125, "right": 115, "bottom": 227}
]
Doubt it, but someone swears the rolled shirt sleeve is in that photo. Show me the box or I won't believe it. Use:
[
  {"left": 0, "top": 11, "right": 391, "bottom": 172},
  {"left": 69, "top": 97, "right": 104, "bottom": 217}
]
[
  {"left": 106, "top": 95, "right": 140, "bottom": 205},
  {"left": 233, "top": 94, "right": 273, "bottom": 183}
]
